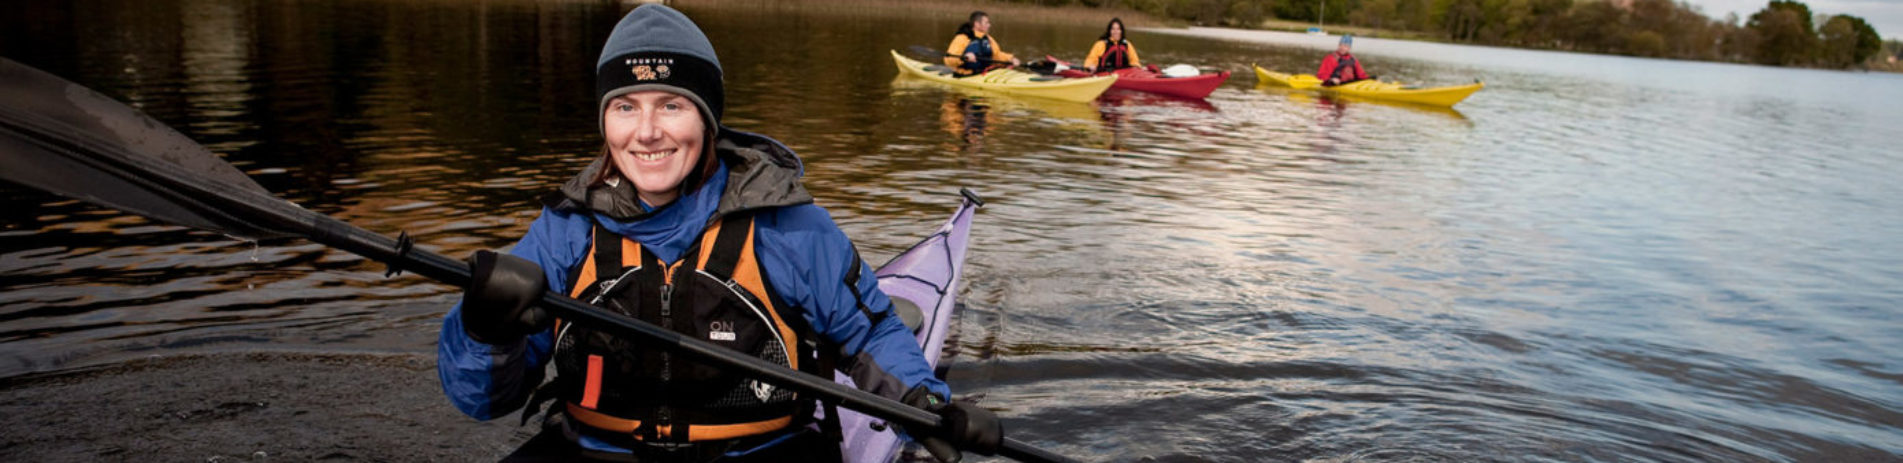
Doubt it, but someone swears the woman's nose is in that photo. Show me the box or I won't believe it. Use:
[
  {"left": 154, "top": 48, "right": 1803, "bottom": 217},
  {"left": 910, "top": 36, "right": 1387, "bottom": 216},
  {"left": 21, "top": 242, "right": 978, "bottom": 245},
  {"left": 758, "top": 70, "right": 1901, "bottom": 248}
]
[{"left": 635, "top": 113, "right": 663, "bottom": 142}]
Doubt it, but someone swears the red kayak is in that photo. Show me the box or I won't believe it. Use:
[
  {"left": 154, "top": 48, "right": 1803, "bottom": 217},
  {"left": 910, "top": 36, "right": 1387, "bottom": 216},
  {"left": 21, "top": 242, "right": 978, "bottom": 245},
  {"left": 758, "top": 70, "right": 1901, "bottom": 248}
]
[{"left": 1048, "top": 56, "right": 1230, "bottom": 100}]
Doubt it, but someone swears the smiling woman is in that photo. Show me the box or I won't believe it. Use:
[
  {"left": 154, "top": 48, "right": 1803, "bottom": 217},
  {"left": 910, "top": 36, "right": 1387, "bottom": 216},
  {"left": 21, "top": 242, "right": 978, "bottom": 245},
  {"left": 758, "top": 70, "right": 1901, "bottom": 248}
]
[
  {"left": 600, "top": 92, "right": 710, "bottom": 207},
  {"left": 433, "top": 4, "right": 1002, "bottom": 462}
]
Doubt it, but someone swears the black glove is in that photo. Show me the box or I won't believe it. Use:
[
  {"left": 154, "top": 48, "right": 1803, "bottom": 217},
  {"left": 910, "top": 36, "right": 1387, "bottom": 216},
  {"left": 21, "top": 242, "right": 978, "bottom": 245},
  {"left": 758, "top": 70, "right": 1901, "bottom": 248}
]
[
  {"left": 903, "top": 385, "right": 1002, "bottom": 463},
  {"left": 460, "top": 250, "right": 550, "bottom": 345}
]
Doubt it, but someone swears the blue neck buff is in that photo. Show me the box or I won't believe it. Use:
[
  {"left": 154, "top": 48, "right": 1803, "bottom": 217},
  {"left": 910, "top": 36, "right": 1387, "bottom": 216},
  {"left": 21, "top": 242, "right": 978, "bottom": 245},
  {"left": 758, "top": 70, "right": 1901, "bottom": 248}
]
[{"left": 593, "top": 161, "right": 728, "bottom": 264}]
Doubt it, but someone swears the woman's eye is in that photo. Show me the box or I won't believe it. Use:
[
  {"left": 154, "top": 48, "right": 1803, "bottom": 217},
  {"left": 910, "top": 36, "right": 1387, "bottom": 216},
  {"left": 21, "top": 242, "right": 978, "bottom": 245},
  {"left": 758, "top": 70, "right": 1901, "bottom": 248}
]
[
  {"left": 662, "top": 102, "right": 681, "bottom": 111},
  {"left": 615, "top": 103, "right": 635, "bottom": 112}
]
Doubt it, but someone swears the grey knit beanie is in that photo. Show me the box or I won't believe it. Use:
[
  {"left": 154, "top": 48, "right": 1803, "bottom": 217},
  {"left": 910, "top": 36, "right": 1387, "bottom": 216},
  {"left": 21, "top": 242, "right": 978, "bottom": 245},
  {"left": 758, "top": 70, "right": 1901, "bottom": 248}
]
[{"left": 595, "top": 5, "right": 724, "bottom": 135}]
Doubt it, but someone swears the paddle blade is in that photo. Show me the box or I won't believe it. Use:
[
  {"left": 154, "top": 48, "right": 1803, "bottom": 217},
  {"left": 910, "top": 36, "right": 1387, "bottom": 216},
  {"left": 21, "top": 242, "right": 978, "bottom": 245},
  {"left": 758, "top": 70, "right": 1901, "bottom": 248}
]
[{"left": 0, "top": 58, "right": 291, "bottom": 239}]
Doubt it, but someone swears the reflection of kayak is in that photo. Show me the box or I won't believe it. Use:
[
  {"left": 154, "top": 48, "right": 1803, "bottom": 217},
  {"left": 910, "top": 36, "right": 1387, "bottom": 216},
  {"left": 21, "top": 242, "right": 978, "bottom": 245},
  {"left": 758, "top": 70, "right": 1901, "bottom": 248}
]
[
  {"left": 1253, "top": 64, "right": 1482, "bottom": 107},
  {"left": 1046, "top": 56, "right": 1230, "bottom": 100},
  {"left": 891, "top": 50, "right": 1116, "bottom": 103},
  {"left": 839, "top": 190, "right": 983, "bottom": 463},
  {"left": 1278, "top": 88, "right": 1470, "bottom": 122},
  {"left": 1097, "top": 88, "right": 1219, "bottom": 113}
]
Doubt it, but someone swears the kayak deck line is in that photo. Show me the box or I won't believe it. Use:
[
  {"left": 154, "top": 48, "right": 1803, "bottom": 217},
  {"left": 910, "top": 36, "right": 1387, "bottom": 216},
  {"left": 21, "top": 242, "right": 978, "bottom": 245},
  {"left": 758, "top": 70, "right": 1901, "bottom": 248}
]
[{"left": 891, "top": 50, "right": 1116, "bottom": 103}]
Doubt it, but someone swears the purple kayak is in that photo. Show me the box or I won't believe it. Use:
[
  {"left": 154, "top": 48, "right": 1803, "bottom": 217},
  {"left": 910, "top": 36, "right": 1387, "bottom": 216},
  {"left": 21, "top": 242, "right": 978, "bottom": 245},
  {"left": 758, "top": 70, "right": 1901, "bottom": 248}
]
[{"left": 835, "top": 189, "right": 983, "bottom": 463}]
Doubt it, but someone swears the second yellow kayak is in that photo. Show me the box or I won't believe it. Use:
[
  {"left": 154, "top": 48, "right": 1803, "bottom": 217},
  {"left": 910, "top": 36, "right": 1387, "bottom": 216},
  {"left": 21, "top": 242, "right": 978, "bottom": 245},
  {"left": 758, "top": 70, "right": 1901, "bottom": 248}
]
[
  {"left": 892, "top": 50, "right": 1116, "bottom": 103},
  {"left": 1254, "top": 65, "right": 1482, "bottom": 107}
]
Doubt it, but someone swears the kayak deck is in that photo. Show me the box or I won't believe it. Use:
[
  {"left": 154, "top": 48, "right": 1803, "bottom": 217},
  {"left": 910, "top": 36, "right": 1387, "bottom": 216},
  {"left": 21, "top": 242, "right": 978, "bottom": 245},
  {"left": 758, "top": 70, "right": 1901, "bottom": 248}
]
[
  {"left": 1254, "top": 65, "right": 1482, "bottom": 107},
  {"left": 1047, "top": 56, "right": 1231, "bottom": 100},
  {"left": 892, "top": 50, "right": 1116, "bottom": 103},
  {"left": 837, "top": 190, "right": 982, "bottom": 463}
]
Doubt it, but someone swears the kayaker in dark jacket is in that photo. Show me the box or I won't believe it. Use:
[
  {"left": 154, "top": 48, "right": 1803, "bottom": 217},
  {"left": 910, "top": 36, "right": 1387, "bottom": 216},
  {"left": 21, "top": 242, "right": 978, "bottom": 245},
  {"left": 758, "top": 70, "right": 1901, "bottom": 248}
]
[
  {"left": 945, "top": 11, "right": 1020, "bottom": 76},
  {"left": 1317, "top": 34, "right": 1375, "bottom": 87},
  {"left": 437, "top": 5, "right": 997, "bottom": 462},
  {"left": 1084, "top": 17, "right": 1142, "bottom": 73}
]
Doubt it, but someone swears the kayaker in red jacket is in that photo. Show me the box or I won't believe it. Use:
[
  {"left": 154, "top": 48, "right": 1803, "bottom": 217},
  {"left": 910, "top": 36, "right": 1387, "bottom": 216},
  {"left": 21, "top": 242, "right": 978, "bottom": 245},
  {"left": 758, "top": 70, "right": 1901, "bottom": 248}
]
[{"left": 1317, "top": 34, "right": 1375, "bottom": 87}]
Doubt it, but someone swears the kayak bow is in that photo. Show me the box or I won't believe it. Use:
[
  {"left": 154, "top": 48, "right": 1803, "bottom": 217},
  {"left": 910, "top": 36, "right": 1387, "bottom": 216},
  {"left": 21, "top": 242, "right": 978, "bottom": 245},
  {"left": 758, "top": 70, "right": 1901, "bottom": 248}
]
[{"left": 840, "top": 189, "right": 982, "bottom": 463}]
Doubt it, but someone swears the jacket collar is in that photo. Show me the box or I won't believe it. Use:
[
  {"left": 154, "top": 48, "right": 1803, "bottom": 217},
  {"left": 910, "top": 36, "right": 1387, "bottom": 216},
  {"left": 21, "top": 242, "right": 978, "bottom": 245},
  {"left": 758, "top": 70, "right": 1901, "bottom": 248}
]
[{"left": 545, "top": 127, "right": 811, "bottom": 221}]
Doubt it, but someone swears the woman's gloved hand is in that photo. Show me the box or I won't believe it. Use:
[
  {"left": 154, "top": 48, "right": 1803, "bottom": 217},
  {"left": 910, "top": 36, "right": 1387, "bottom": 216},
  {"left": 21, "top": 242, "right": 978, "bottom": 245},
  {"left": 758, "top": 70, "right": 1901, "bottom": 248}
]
[
  {"left": 903, "top": 385, "right": 1002, "bottom": 463},
  {"left": 460, "top": 250, "right": 551, "bottom": 345}
]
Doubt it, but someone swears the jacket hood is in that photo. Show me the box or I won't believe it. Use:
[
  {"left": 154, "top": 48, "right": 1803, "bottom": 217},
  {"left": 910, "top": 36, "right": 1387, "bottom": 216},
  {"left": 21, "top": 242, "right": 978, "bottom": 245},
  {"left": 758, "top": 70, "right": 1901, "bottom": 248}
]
[{"left": 544, "top": 127, "right": 811, "bottom": 221}]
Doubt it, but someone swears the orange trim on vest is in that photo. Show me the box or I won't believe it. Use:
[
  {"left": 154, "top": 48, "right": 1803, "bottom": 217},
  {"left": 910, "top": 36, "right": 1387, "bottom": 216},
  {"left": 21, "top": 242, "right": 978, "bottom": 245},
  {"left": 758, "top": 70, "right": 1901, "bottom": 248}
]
[
  {"left": 569, "top": 227, "right": 600, "bottom": 299},
  {"left": 566, "top": 402, "right": 795, "bottom": 441},
  {"left": 563, "top": 230, "right": 646, "bottom": 335},
  {"left": 725, "top": 224, "right": 800, "bottom": 371},
  {"left": 557, "top": 216, "right": 803, "bottom": 441},
  {"left": 581, "top": 355, "right": 604, "bottom": 409}
]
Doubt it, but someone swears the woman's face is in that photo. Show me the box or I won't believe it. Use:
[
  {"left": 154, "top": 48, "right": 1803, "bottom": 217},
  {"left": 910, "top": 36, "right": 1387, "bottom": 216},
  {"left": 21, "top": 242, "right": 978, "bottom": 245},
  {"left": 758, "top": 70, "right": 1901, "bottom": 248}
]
[
  {"left": 1110, "top": 22, "right": 1123, "bottom": 42},
  {"left": 602, "top": 91, "right": 705, "bottom": 207}
]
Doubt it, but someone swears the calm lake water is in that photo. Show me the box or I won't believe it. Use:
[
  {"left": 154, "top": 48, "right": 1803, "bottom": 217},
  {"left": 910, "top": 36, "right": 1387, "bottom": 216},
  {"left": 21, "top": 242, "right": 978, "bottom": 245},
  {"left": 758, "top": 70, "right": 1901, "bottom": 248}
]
[{"left": 4, "top": 1, "right": 1902, "bottom": 461}]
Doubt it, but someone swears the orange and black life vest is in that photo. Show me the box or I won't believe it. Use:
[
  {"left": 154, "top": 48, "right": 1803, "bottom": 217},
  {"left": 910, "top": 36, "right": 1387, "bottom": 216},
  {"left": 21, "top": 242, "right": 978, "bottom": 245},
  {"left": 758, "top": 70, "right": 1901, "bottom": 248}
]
[
  {"left": 1100, "top": 40, "right": 1133, "bottom": 70},
  {"left": 550, "top": 212, "right": 828, "bottom": 444}
]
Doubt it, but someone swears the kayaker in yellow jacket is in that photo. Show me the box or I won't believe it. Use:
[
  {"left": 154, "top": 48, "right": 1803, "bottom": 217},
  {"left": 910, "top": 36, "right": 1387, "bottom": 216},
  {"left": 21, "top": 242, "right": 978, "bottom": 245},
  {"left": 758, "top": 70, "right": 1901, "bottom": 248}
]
[
  {"left": 945, "top": 11, "right": 1019, "bottom": 76},
  {"left": 1084, "top": 17, "right": 1141, "bottom": 73}
]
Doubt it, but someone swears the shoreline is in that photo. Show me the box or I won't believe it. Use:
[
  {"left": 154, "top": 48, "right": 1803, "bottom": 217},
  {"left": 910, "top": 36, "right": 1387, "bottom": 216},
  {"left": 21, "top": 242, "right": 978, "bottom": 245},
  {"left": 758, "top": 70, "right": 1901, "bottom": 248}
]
[{"left": 1156, "top": 25, "right": 1903, "bottom": 75}]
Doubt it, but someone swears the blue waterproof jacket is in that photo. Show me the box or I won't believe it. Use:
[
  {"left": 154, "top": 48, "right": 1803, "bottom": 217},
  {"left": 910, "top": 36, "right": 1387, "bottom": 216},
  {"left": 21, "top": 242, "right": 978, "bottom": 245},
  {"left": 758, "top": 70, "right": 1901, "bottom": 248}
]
[{"left": 437, "top": 129, "right": 948, "bottom": 448}]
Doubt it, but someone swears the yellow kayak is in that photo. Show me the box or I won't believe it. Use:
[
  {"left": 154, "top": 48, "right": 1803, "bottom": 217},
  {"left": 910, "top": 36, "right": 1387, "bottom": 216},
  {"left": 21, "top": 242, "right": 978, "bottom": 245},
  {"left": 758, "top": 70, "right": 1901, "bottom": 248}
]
[
  {"left": 891, "top": 50, "right": 1115, "bottom": 103},
  {"left": 1253, "top": 65, "right": 1482, "bottom": 107}
]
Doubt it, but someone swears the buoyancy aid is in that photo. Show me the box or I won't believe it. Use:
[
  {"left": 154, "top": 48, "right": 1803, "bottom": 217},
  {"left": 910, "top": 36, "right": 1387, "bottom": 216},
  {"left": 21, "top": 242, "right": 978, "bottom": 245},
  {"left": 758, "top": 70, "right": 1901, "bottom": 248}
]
[
  {"left": 551, "top": 212, "right": 830, "bottom": 444},
  {"left": 960, "top": 33, "right": 994, "bottom": 74},
  {"left": 1100, "top": 40, "right": 1133, "bottom": 70},
  {"left": 1326, "top": 53, "right": 1362, "bottom": 82}
]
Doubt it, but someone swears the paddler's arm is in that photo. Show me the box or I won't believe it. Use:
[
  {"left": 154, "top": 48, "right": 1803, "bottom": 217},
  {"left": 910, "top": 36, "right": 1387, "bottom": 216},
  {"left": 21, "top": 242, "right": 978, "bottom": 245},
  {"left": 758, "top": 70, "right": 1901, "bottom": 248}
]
[
  {"left": 1085, "top": 40, "right": 1107, "bottom": 71},
  {"left": 946, "top": 35, "right": 972, "bottom": 68},
  {"left": 1128, "top": 41, "right": 1141, "bottom": 67},
  {"left": 437, "top": 207, "right": 589, "bottom": 420},
  {"left": 990, "top": 37, "right": 1019, "bottom": 66},
  {"left": 755, "top": 205, "right": 950, "bottom": 399}
]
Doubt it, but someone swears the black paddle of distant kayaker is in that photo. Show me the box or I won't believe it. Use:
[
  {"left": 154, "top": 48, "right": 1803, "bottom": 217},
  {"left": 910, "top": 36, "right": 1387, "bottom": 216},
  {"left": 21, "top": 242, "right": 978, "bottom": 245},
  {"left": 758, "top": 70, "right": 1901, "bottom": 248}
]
[{"left": 0, "top": 57, "right": 1076, "bottom": 463}]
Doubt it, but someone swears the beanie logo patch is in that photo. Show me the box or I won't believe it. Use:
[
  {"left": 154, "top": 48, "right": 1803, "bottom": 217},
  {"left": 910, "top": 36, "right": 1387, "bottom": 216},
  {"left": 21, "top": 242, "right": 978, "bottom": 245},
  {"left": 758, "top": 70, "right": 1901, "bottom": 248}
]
[{"left": 625, "top": 57, "right": 675, "bottom": 81}]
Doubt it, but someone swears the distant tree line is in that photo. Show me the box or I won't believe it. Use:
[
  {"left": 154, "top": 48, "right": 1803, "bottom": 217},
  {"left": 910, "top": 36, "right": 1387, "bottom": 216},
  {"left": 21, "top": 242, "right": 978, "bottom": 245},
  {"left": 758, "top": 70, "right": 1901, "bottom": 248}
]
[{"left": 1006, "top": 0, "right": 1889, "bottom": 69}]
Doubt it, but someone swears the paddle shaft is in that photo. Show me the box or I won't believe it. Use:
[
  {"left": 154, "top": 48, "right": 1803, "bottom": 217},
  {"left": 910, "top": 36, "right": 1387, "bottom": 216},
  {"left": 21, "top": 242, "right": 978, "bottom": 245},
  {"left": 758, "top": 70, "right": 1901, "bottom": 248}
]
[
  {"left": 0, "top": 59, "right": 1073, "bottom": 463},
  {"left": 909, "top": 45, "right": 1016, "bottom": 66}
]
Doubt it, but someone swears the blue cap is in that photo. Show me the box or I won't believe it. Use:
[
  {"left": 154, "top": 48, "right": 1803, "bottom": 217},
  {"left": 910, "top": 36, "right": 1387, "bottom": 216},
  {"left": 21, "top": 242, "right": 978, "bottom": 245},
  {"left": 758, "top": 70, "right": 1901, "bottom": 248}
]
[{"left": 1340, "top": 34, "right": 1353, "bottom": 46}]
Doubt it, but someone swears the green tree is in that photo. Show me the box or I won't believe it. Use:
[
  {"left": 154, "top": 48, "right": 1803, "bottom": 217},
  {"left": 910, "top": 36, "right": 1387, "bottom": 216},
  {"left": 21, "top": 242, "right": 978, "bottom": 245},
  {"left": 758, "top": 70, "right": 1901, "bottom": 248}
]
[
  {"left": 1517, "top": 0, "right": 1574, "bottom": 48},
  {"left": 1225, "top": 0, "right": 1271, "bottom": 27},
  {"left": 1434, "top": 0, "right": 1487, "bottom": 40},
  {"left": 1625, "top": 30, "right": 1667, "bottom": 56},
  {"left": 1565, "top": 0, "right": 1627, "bottom": 53},
  {"left": 1747, "top": 0, "right": 1817, "bottom": 65},
  {"left": 1817, "top": 14, "right": 1882, "bottom": 67}
]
